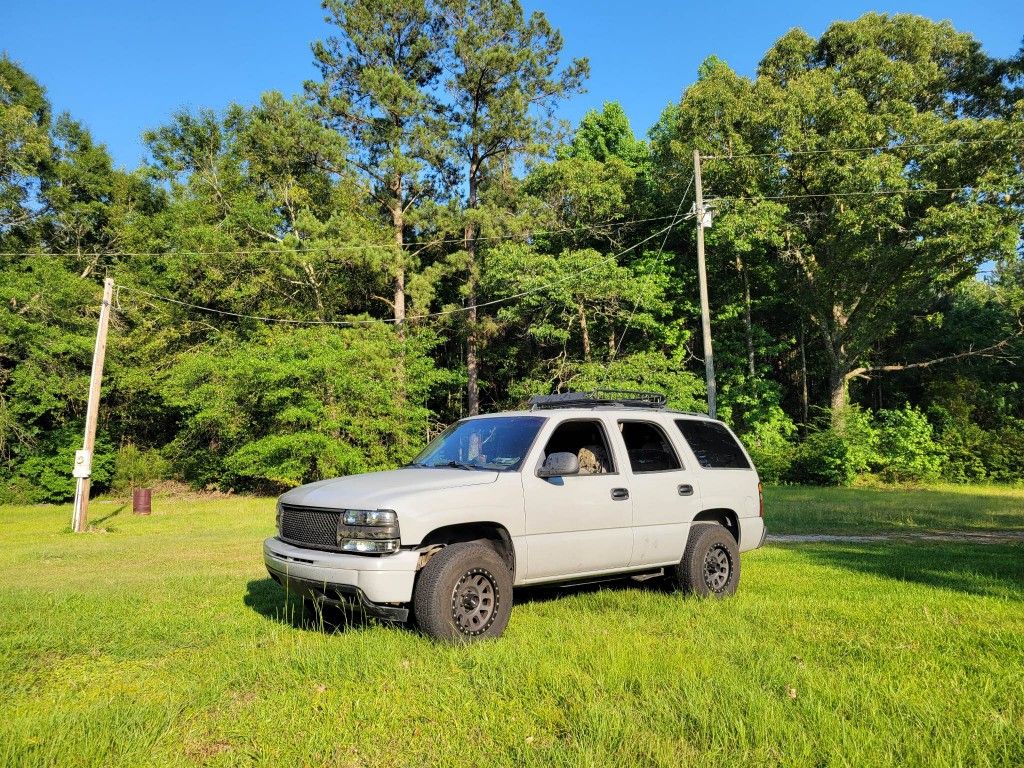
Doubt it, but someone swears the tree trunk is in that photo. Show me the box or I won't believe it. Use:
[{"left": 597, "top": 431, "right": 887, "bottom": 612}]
[
  {"left": 389, "top": 177, "right": 405, "bottom": 327},
  {"left": 467, "top": 285, "right": 479, "bottom": 415},
  {"left": 578, "top": 301, "right": 591, "bottom": 361},
  {"left": 829, "top": 367, "right": 848, "bottom": 416},
  {"left": 736, "top": 254, "right": 754, "bottom": 377},
  {"left": 465, "top": 165, "right": 480, "bottom": 416},
  {"left": 799, "top": 321, "right": 809, "bottom": 434}
]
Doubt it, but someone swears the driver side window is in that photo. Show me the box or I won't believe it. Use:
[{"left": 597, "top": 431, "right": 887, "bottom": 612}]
[{"left": 543, "top": 420, "right": 614, "bottom": 475}]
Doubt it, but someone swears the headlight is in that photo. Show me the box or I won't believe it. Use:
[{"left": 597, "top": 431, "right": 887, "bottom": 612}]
[
  {"left": 275, "top": 501, "right": 283, "bottom": 532},
  {"left": 339, "top": 538, "right": 400, "bottom": 554},
  {"left": 337, "top": 509, "right": 400, "bottom": 553},
  {"left": 342, "top": 509, "right": 397, "bottom": 526}
]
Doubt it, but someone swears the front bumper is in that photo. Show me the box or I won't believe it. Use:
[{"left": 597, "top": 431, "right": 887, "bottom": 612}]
[{"left": 263, "top": 537, "right": 419, "bottom": 612}]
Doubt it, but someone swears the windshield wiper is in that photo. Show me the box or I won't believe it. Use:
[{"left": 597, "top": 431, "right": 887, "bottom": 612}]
[{"left": 440, "top": 460, "right": 478, "bottom": 471}]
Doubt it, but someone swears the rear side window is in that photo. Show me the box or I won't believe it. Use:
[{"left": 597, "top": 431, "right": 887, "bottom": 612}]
[
  {"left": 675, "top": 420, "right": 750, "bottom": 469},
  {"left": 619, "top": 421, "right": 682, "bottom": 473}
]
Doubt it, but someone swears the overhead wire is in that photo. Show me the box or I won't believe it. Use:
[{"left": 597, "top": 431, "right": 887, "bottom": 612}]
[
  {"left": 0, "top": 211, "right": 684, "bottom": 261},
  {"left": 702, "top": 136, "right": 1023, "bottom": 161},
  {"left": 611, "top": 172, "right": 696, "bottom": 362},
  {"left": 712, "top": 186, "right": 1015, "bottom": 204},
  {"left": 115, "top": 212, "right": 694, "bottom": 328}
]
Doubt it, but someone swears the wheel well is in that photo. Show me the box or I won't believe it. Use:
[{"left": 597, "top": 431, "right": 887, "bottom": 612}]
[
  {"left": 418, "top": 523, "right": 515, "bottom": 576},
  {"left": 693, "top": 508, "right": 740, "bottom": 542}
]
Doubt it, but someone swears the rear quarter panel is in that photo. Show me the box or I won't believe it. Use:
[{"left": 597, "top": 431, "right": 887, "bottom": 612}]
[{"left": 669, "top": 417, "right": 763, "bottom": 550}]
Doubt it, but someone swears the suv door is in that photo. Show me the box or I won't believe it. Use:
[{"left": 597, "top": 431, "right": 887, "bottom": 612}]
[
  {"left": 613, "top": 418, "right": 699, "bottom": 567},
  {"left": 521, "top": 416, "right": 633, "bottom": 580}
]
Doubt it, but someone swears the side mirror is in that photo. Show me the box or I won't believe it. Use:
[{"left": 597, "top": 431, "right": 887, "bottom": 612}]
[{"left": 537, "top": 452, "right": 580, "bottom": 478}]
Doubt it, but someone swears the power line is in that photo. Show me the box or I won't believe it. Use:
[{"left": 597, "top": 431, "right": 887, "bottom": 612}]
[
  {"left": 116, "top": 216, "right": 690, "bottom": 328},
  {"left": 611, "top": 172, "right": 695, "bottom": 361},
  {"left": 703, "top": 136, "right": 1023, "bottom": 161},
  {"left": 712, "top": 186, "right": 1015, "bottom": 204},
  {"left": 0, "top": 212, "right": 682, "bottom": 261}
]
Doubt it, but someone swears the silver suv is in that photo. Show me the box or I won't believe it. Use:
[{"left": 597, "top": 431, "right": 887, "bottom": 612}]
[{"left": 264, "top": 391, "right": 765, "bottom": 641}]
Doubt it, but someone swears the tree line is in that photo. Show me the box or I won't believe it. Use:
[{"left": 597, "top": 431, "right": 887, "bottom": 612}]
[{"left": 2, "top": 3, "right": 1023, "bottom": 501}]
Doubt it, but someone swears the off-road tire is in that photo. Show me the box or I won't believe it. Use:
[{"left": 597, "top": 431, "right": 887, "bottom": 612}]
[
  {"left": 674, "top": 522, "right": 740, "bottom": 597},
  {"left": 413, "top": 541, "right": 513, "bottom": 642}
]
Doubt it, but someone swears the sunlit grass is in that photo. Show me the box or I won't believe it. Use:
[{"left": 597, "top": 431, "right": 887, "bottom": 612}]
[
  {"left": 766, "top": 483, "right": 1024, "bottom": 534},
  {"left": 1, "top": 489, "right": 1022, "bottom": 767}
]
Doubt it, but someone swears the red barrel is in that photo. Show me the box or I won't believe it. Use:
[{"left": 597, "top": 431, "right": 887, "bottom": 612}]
[{"left": 132, "top": 488, "right": 152, "bottom": 515}]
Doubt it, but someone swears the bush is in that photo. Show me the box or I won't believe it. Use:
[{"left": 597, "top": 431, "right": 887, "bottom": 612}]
[
  {"left": 982, "top": 418, "right": 1024, "bottom": 483},
  {"left": 112, "top": 444, "right": 170, "bottom": 491},
  {"left": 875, "top": 407, "right": 944, "bottom": 483},
  {"left": 15, "top": 429, "right": 116, "bottom": 503},
  {"left": 786, "top": 406, "right": 879, "bottom": 486},
  {"left": 743, "top": 408, "right": 796, "bottom": 484},
  {"left": 789, "top": 428, "right": 856, "bottom": 486}
]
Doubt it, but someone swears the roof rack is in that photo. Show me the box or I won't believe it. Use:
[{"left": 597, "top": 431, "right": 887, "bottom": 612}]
[{"left": 528, "top": 389, "right": 667, "bottom": 411}]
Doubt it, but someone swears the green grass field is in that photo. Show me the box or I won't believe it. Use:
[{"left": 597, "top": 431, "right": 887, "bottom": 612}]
[{"left": 1, "top": 486, "right": 1022, "bottom": 767}]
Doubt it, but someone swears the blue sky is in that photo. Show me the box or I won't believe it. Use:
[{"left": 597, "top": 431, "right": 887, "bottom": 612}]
[{"left": 2, "top": 1, "right": 1021, "bottom": 169}]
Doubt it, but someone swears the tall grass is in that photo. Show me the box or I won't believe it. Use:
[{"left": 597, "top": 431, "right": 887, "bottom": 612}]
[{"left": 1, "top": 489, "right": 1022, "bottom": 766}]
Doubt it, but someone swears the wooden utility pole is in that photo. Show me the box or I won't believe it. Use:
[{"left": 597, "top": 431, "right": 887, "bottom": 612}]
[
  {"left": 693, "top": 149, "right": 717, "bottom": 418},
  {"left": 72, "top": 277, "right": 114, "bottom": 533}
]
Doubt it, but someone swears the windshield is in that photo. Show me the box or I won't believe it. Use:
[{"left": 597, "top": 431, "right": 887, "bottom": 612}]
[{"left": 411, "top": 416, "right": 545, "bottom": 471}]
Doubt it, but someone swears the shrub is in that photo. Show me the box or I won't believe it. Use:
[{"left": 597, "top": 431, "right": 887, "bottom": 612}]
[
  {"left": 875, "top": 406, "right": 944, "bottom": 483},
  {"left": 787, "top": 406, "right": 879, "bottom": 486},
  {"left": 112, "top": 444, "right": 170, "bottom": 491},
  {"left": 743, "top": 407, "right": 796, "bottom": 484},
  {"left": 789, "top": 428, "right": 856, "bottom": 486},
  {"left": 833, "top": 406, "right": 880, "bottom": 477},
  {"left": 982, "top": 418, "right": 1024, "bottom": 483},
  {"left": 16, "top": 429, "right": 116, "bottom": 503}
]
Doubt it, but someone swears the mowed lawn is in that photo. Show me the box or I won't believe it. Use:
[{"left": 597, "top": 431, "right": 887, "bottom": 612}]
[{"left": 1, "top": 487, "right": 1022, "bottom": 767}]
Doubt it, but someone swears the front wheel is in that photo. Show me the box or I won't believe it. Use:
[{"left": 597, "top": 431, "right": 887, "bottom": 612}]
[
  {"left": 673, "top": 522, "right": 740, "bottom": 597},
  {"left": 413, "top": 541, "right": 513, "bottom": 641}
]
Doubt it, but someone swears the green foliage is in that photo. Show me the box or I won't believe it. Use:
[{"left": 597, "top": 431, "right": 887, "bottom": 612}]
[
  {"left": 112, "top": 444, "right": 170, "bottom": 491},
  {"left": 561, "top": 101, "right": 649, "bottom": 167},
  {"left": 741, "top": 406, "right": 797, "bottom": 484},
  {"left": 15, "top": 429, "right": 115, "bottom": 503},
  {"left": 789, "top": 407, "right": 879, "bottom": 486},
  {"left": 875, "top": 406, "right": 944, "bottom": 482},
  {"left": 982, "top": 418, "right": 1024, "bottom": 484},
  {"left": 162, "top": 326, "right": 440, "bottom": 492},
  {"left": 2, "top": 12, "right": 1023, "bottom": 495},
  {"left": 566, "top": 352, "right": 704, "bottom": 412},
  {"left": 790, "top": 429, "right": 858, "bottom": 486}
]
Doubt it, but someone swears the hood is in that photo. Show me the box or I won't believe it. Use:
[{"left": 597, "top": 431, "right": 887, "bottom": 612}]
[{"left": 279, "top": 466, "right": 499, "bottom": 510}]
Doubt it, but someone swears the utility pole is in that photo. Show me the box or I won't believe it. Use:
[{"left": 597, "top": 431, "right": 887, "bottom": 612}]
[
  {"left": 72, "top": 277, "right": 114, "bottom": 533},
  {"left": 693, "top": 149, "right": 717, "bottom": 418}
]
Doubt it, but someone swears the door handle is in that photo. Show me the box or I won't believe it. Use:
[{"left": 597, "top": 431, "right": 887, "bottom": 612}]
[
  {"left": 611, "top": 487, "right": 629, "bottom": 501},
  {"left": 678, "top": 484, "right": 694, "bottom": 496}
]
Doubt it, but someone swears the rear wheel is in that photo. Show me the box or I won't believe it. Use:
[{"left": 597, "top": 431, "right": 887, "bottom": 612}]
[
  {"left": 413, "top": 541, "right": 513, "bottom": 641},
  {"left": 673, "top": 522, "right": 740, "bottom": 597}
]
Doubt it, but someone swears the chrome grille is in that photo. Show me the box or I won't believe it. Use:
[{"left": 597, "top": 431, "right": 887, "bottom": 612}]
[{"left": 279, "top": 504, "right": 341, "bottom": 551}]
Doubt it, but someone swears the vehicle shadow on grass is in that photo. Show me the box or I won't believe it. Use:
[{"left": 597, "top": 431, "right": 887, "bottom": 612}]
[
  {"left": 243, "top": 577, "right": 381, "bottom": 633},
  {"left": 515, "top": 573, "right": 673, "bottom": 606},
  {"left": 792, "top": 541, "right": 1024, "bottom": 601},
  {"left": 243, "top": 574, "right": 672, "bottom": 635}
]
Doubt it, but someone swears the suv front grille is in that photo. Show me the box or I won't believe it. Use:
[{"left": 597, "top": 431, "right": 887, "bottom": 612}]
[{"left": 279, "top": 504, "right": 341, "bottom": 551}]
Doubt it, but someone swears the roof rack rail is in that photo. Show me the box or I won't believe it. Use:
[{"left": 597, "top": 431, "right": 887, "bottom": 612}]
[{"left": 528, "top": 389, "right": 667, "bottom": 411}]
